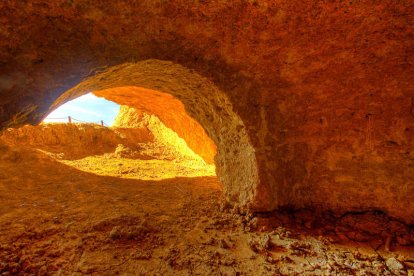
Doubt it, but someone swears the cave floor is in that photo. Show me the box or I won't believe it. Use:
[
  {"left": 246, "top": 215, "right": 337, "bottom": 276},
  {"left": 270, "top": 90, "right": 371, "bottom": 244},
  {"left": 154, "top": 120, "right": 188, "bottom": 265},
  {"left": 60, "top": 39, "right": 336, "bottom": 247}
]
[{"left": 0, "top": 146, "right": 414, "bottom": 275}]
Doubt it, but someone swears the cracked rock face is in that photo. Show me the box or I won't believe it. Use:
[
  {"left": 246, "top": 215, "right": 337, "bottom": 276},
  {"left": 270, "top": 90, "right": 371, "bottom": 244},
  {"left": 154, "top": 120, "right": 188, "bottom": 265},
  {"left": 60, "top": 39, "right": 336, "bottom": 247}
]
[{"left": 0, "top": 1, "right": 413, "bottom": 221}]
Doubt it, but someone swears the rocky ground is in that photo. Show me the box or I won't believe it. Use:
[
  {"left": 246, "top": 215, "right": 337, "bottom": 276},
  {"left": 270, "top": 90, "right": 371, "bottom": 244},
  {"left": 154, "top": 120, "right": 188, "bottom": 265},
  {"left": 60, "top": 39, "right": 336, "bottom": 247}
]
[
  {"left": 57, "top": 143, "right": 215, "bottom": 181},
  {"left": 0, "top": 125, "right": 413, "bottom": 275}
]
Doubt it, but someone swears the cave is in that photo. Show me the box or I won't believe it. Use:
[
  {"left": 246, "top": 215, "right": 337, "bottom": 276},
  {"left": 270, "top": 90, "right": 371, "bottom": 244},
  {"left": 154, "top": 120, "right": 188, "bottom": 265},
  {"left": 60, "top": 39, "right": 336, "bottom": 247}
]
[{"left": 0, "top": 1, "right": 413, "bottom": 274}]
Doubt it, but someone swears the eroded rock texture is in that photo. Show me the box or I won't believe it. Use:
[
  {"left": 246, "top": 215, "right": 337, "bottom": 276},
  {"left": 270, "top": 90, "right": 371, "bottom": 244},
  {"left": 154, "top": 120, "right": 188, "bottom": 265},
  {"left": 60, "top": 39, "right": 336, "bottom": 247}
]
[
  {"left": 113, "top": 105, "right": 215, "bottom": 164},
  {"left": 53, "top": 61, "right": 258, "bottom": 211},
  {"left": 0, "top": 1, "right": 413, "bottom": 221},
  {"left": 95, "top": 87, "right": 217, "bottom": 164}
]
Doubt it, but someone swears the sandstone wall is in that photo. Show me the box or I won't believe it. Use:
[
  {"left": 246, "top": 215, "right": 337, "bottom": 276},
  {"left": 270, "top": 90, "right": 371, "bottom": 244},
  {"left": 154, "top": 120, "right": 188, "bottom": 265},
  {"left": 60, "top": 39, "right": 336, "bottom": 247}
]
[
  {"left": 114, "top": 106, "right": 214, "bottom": 163},
  {"left": 97, "top": 87, "right": 217, "bottom": 164},
  {"left": 0, "top": 1, "right": 413, "bottom": 222}
]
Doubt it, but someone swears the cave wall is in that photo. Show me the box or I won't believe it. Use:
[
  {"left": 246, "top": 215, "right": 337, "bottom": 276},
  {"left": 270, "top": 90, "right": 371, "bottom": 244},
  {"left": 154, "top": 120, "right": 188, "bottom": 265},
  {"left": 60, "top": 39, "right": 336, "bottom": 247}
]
[
  {"left": 51, "top": 60, "right": 259, "bottom": 211},
  {"left": 0, "top": 1, "right": 413, "bottom": 221},
  {"left": 113, "top": 106, "right": 215, "bottom": 163},
  {"left": 94, "top": 87, "right": 217, "bottom": 164}
]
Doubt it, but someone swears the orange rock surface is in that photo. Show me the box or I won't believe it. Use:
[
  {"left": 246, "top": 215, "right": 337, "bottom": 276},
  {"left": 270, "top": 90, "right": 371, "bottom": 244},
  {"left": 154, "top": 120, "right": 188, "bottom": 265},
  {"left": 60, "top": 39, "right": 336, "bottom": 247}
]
[
  {"left": 0, "top": 122, "right": 215, "bottom": 179},
  {"left": 95, "top": 87, "right": 217, "bottom": 164},
  {"left": 0, "top": 1, "right": 413, "bottom": 222}
]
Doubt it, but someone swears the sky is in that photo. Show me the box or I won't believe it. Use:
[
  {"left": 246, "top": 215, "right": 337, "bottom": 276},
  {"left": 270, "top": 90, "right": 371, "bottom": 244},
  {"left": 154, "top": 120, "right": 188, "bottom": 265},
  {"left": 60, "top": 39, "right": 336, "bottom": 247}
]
[{"left": 43, "top": 93, "right": 120, "bottom": 126}]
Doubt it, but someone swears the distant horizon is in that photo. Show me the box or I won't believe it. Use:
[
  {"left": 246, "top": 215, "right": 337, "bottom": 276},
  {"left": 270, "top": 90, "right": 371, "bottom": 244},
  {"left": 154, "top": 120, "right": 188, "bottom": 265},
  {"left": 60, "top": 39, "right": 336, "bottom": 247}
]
[{"left": 43, "top": 93, "right": 120, "bottom": 126}]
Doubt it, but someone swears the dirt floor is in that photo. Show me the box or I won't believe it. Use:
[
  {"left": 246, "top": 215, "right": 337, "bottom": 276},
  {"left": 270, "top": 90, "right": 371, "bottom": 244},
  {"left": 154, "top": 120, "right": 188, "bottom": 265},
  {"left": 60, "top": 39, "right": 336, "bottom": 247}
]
[
  {"left": 56, "top": 142, "right": 215, "bottom": 181},
  {"left": 0, "top": 125, "right": 414, "bottom": 275}
]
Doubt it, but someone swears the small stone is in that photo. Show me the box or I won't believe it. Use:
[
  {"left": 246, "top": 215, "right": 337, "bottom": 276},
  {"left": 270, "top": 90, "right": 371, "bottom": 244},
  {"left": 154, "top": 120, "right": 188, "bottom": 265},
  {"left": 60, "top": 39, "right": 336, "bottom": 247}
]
[
  {"left": 219, "top": 238, "right": 230, "bottom": 249},
  {"left": 109, "top": 226, "right": 122, "bottom": 240},
  {"left": 248, "top": 217, "right": 258, "bottom": 229},
  {"left": 386, "top": 257, "right": 404, "bottom": 274},
  {"left": 219, "top": 201, "right": 231, "bottom": 212},
  {"left": 248, "top": 234, "right": 272, "bottom": 253}
]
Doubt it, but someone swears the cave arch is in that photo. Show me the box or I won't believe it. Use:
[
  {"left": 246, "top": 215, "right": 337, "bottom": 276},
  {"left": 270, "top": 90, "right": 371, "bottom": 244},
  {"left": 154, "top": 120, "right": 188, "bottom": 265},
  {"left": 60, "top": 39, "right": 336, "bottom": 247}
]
[{"left": 48, "top": 59, "right": 259, "bottom": 210}]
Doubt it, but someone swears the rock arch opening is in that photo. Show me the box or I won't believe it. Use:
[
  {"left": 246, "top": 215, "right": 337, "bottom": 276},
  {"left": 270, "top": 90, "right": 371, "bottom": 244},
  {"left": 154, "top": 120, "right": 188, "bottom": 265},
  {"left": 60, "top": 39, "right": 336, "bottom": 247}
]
[
  {"left": 1, "top": 1, "right": 414, "bottom": 273},
  {"left": 45, "top": 60, "right": 259, "bottom": 209},
  {"left": 43, "top": 93, "right": 120, "bottom": 126},
  {"left": 1, "top": 89, "right": 219, "bottom": 180}
]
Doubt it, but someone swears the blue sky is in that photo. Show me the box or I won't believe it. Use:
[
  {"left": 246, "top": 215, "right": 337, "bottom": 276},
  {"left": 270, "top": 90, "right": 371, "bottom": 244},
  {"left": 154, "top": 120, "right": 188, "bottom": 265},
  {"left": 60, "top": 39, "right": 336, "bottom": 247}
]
[{"left": 43, "top": 93, "right": 120, "bottom": 125}]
